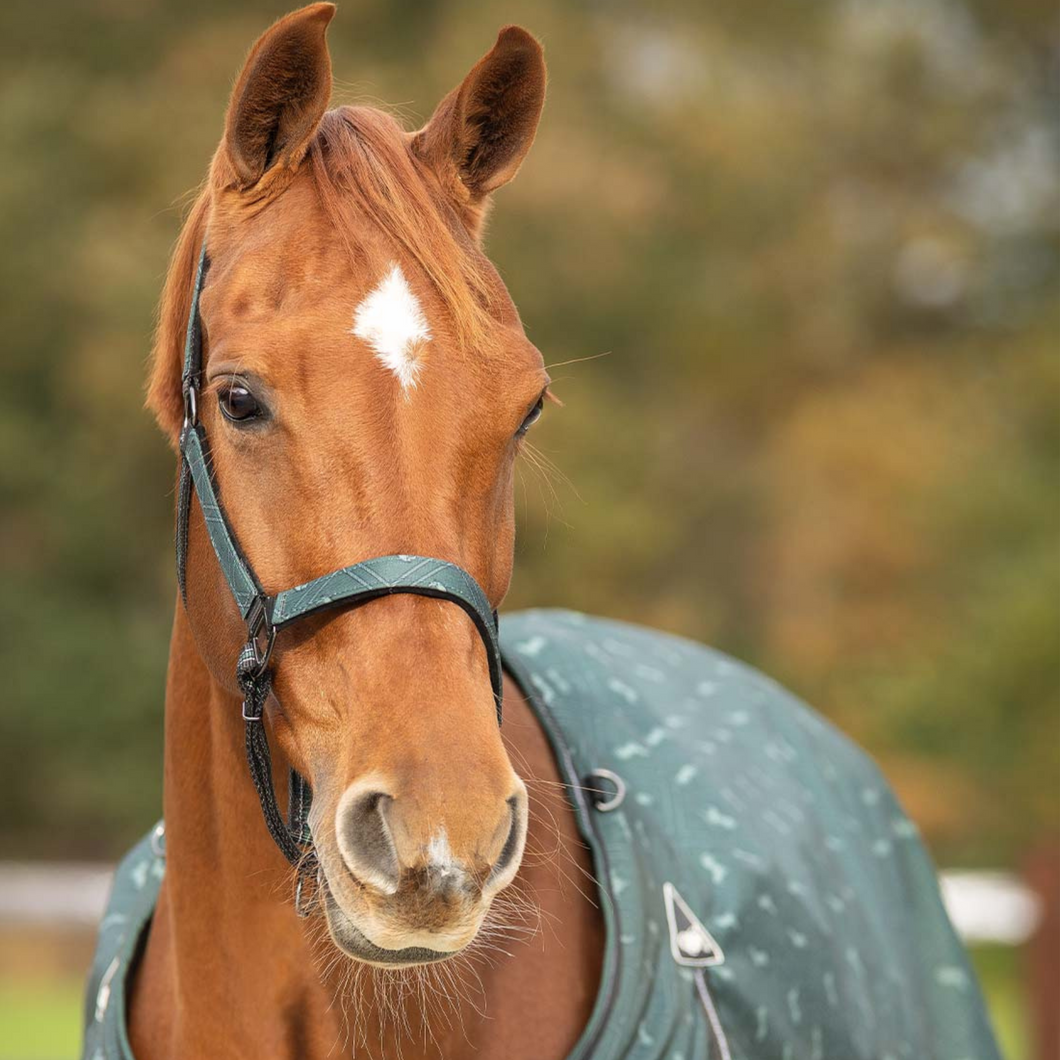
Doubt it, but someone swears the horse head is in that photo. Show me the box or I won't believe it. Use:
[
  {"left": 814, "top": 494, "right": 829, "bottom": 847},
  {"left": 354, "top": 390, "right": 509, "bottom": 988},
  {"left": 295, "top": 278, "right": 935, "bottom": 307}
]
[{"left": 147, "top": 3, "right": 549, "bottom": 966}]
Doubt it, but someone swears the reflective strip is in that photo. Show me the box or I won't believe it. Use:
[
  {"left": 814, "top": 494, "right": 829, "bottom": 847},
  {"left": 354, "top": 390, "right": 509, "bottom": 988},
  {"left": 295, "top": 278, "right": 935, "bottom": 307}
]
[{"left": 94, "top": 955, "right": 121, "bottom": 1023}]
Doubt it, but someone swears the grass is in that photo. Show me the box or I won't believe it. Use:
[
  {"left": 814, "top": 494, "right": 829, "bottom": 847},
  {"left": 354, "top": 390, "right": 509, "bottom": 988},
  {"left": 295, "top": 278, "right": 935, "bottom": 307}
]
[
  {"left": 0, "top": 980, "right": 84, "bottom": 1060},
  {"left": 971, "top": 944, "right": 1029, "bottom": 1060}
]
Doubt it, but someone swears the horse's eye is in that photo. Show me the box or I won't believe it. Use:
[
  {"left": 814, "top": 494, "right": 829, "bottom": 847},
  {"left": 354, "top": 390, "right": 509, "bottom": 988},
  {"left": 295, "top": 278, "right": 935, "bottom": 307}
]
[
  {"left": 218, "top": 384, "right": 262, "bottom": 423},
  {"left": 517, "top": 396, "right": 544, "bottom": 437}
]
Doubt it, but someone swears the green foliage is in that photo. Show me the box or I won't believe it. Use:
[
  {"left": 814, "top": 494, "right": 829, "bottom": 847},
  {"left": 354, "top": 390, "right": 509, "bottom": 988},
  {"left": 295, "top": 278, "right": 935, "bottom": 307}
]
[{"left": 0, "top": 0, "right": 1055, "bottom": 869}]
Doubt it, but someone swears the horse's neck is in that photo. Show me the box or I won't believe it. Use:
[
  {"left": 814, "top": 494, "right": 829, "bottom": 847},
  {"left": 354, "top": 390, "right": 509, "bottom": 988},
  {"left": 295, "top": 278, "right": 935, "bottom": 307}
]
[{"left": 130, "top": 606, "right": 602, "bottom": 1060}]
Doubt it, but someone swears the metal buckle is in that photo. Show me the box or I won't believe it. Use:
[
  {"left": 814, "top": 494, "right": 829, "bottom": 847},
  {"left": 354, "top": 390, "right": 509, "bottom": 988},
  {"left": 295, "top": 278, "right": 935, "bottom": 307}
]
[{"left": 182, "top": 381, "right": 198, "bottom": 430}]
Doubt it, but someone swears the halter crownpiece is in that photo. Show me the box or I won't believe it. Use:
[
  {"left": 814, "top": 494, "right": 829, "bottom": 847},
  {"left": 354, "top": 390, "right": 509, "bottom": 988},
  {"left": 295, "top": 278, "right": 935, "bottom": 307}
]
[{"left": 175, "top": 243, "right": 504, "bottom": 909}]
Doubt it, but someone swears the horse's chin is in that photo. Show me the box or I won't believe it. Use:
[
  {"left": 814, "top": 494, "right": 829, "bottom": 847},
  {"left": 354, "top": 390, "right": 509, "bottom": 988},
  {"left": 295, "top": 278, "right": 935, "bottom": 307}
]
[{"left": 320, "top": 877, "right": 471, "bottom": 969}]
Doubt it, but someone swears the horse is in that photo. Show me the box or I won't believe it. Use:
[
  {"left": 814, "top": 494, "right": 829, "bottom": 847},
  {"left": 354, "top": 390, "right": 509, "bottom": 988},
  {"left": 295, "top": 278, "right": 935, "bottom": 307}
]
[{"left": 81, "top": 6, "right": 1001, "bottom": 1059}]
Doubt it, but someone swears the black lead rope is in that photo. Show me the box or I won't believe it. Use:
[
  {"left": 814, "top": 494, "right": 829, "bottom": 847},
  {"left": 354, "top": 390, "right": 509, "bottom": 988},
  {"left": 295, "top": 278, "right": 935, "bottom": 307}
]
[
  {"left": 175, "top": 242, "right": 505, "bottom": 915},
  {"left": 236, "top": 647, "right": 310, "bottom": 870}
]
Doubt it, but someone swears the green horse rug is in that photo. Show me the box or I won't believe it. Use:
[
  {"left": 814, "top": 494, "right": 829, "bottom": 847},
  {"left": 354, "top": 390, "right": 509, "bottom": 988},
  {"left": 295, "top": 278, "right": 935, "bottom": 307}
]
[{"left": 83, "top": 610, "right": 1000, "bottom": 1060}]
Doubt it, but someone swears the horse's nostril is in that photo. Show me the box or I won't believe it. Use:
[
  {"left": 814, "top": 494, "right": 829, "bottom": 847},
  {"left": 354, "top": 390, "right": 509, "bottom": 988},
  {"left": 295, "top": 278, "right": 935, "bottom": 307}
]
[
  {"left": 485, "top": 789, "right": 528, "bottom": 891},
  {"left": 335, "top": 787, "right": 400, "bottom": 895}
]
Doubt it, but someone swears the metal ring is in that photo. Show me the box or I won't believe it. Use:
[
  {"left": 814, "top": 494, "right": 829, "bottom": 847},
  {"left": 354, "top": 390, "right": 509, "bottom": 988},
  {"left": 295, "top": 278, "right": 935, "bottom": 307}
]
[
  {"left": 253, "top": 625, "right": 276, "bottom": 675},
  {"left": 587, "top": 768, "right": 627, "bottom": 813},
  {"left": 150, "top": 821, "right": 166, "bottom": 858},
  {"left": 245, "top": 599, "right": 276, "bottom": 677},
  {"left": 295, "top": 863, "right": 321, "bottom": 918}
]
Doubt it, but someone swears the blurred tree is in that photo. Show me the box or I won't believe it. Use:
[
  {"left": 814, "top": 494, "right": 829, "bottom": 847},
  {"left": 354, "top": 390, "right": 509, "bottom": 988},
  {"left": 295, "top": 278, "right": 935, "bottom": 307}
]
[{"left": 0, "top": 0, "right": 1055, "bottom": 863}]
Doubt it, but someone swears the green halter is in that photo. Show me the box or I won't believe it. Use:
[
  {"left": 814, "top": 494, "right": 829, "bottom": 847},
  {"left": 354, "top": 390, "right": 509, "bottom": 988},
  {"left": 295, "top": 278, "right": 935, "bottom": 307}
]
[{"left": 175, "top": 244, "right": 503, "bottom": 903}]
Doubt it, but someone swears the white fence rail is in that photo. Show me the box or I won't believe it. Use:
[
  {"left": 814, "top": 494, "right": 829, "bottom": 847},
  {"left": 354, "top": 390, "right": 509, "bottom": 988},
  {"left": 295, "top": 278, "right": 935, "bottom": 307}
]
[{"left": 0, "top": 863, "right": 1042, "bottom": 945}]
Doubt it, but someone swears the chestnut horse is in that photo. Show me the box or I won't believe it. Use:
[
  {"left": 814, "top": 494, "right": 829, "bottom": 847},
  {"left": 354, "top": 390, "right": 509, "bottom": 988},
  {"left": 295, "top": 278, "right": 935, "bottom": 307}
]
[{"left": 132, "top": 6, "right": 600, "bottom": 1058}]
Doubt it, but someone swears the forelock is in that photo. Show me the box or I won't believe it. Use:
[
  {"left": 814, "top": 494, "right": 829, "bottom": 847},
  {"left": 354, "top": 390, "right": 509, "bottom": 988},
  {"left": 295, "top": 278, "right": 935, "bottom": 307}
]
[{"left": 308, "top": 106, "right": 495, "bottom": 349}]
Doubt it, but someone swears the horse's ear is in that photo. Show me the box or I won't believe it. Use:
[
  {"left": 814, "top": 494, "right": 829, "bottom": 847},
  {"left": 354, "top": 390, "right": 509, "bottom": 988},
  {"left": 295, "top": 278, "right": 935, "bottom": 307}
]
[
  {"left": 223, "top": 3, "right": 335, "bottom": 190},
  {"left": 413, "top": 26, "right": 546, "bottom": 237}
]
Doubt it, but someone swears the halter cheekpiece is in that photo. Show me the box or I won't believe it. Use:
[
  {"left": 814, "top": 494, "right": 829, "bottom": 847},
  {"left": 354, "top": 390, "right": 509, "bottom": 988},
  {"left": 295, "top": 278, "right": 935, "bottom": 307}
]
[{"left": 176, "top": 244, "right": 503, "bottom": 912}]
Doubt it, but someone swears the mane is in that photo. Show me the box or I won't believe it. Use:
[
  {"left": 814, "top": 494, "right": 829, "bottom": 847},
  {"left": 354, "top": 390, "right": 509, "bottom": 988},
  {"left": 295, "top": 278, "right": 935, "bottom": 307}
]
[{"left": 147, "top": 105, "right": 495, "bottom": 442}]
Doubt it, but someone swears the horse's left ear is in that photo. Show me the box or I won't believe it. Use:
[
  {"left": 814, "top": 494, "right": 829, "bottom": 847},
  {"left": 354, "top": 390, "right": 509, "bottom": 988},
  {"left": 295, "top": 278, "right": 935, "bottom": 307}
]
[{"left": 413, "top": 26, "right": 546, "bottom": 237}]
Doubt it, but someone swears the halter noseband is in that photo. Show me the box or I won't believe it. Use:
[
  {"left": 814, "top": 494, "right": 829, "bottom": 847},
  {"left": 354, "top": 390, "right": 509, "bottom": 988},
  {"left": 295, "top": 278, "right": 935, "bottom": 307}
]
[{"left": 175, "top": 244, "right": 503, "bottom": 911}]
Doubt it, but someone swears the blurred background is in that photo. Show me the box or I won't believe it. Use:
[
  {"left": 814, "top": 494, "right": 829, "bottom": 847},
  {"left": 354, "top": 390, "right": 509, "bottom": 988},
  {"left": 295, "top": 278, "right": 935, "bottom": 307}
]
[{"left": 0, "top": 0, "right": 1056, "bottom": 1056}]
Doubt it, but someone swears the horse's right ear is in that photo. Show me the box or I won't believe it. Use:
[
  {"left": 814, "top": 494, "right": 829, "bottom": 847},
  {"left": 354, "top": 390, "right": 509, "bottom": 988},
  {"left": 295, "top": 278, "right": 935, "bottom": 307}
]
[{"left": 222, "top": 3, "right": 335, "bottom": 190}]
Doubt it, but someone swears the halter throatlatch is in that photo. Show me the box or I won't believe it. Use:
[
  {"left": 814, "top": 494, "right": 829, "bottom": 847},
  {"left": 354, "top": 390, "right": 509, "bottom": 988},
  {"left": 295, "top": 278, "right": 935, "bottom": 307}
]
[{"left": 176, "top": 244, "right": 504, "bottom": 913}]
